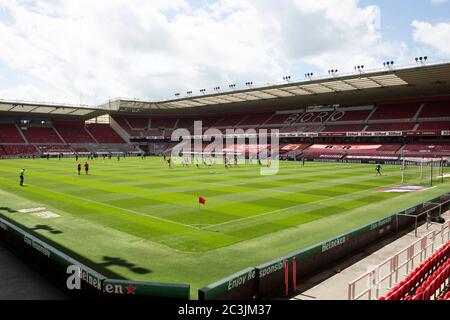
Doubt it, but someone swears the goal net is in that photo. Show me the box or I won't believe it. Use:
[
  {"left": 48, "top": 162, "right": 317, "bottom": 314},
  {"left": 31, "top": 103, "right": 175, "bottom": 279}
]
[{"left": 400, "top": 158, "right": 446, "bottom": 186}]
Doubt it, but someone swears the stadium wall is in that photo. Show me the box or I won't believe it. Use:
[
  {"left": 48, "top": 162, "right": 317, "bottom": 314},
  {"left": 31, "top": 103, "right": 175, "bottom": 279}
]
[
  {"left": 0, "top": 215, "right": 190, "bottom": 300},
  {"left": 198, "top": 192, "right": 450, "bottom": 300}
]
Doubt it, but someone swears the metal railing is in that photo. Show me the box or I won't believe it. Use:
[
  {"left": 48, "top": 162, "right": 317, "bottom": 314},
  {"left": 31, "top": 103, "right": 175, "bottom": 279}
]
[{"left": 348, "top": 220, "right": 450, "bottom": 300}]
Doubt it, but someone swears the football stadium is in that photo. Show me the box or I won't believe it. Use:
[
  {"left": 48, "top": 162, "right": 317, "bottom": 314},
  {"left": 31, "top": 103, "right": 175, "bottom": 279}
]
[
  {"left": 0, "top": 1, "right": 450, "bottom": 306},
  {"left": 1, "top": 61, "right": 450, "bottom": 301}
]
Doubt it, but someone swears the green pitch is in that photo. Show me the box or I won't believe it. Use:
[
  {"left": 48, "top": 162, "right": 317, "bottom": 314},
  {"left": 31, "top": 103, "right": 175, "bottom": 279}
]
[{"left": 0, "top": 157, "right": 448, "bottom": 297}]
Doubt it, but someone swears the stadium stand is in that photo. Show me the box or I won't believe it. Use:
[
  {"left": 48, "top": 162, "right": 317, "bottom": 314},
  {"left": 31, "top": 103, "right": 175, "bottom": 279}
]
[
  {"left": 0, "top": 96, "right": 449, "bottom": 162},
  {"left": 85, "top": 124, "right": 125, "bottom": 144},
  {"left": 402, "top": 143, "right": 450, "bottom": 155},
  {"left": 264, "top": 114, "right": 291, "bottom": 126},
  {"left": 297, "top": 125, "right": 324, "bottom": 133},
  {"left": 365, "top": 123, "right": 416, "bottom": 132},
  {"left": 417, "top": 122, "right": 450, "bottom": 131},
  {"left": 377, "top": 144, "right": 403, "bottom": 152},
  {"left": 112, "top": 116, "right": 134, "bottom": 135},
  {"left": 126, "top": 118, "right": 149, "bottom": 129},
  {"left": 71, "top": 147, "right": 90, "bottom": 153},
  {"left": 0, "top": 124, "right": 25, "bottom": 143},
  {"left": 176, "top": 118, "right": 197, "bottom": 130},
  {"left": 215, "top": 115, "right": 247, "bottom": 128},
  {"left": 279, "top": 127, "right": 298, "bottom": 133},
  {"left": 322, "top": 124, "right": 366, "bottom": 132},
  {"left": 21, "top": 127, "right": 63, "bottom": 144},
  {"left": 380, "top": 241, "right": 450, "bottom": 300},
  {"left": 419, "top": 101, "right": 450, "bottom": 119},
  {"left": 335, "top": 109, "right": 373, "bottom": 122},
  {"left": 0, "top": 145, "right": 39, "bottom": 156},
  {"left": 200, "top": 117, "right": 223, "bottom": 129},
  {"left": 150, "top": 118, "right": 177, "bottom": 129},
  {"left": 54, "top": 122, "right": 96, "bottom": 144},
  {"left": 369, "top": 103, "right": 421, "bottom": 120},
  {"left": 108, "top": 100, "right": 450, "bottom": 139},
  {"left": 36, "top": 145, "right": 73, "bottom": 154},
  {"left": 238, "top": 113, "right": 273, "bottom": 127}
]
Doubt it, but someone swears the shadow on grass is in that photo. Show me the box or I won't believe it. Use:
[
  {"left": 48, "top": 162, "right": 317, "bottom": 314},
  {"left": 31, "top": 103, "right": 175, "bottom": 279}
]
[
  {"left": 0, "top": 214, "right": 128, "bottom": 280},
  {"left": 0, "top": 207, "right": 17, "bottom": 213},
  {"left": 30, "top": 224, "right": 64, "bottom": 235},
  {"left": 98, "top": 256, "right": 152, "bottom": 275}
]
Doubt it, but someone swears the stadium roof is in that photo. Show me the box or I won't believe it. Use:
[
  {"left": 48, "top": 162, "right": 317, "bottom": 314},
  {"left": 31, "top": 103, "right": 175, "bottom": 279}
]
[
  {"left": 111, "top": 61, "right": 450, "bottom": 115},
  {"left": 1, "top": 61, "right": 450, "bottom": 118},
  {"left": 0, "top": 99, "right": 105, "bottom": 119}
]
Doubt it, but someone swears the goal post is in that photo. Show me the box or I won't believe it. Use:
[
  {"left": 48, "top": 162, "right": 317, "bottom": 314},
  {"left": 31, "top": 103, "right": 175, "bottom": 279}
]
[{"left": 400, "top": 158, "right": 445, "bottom": 186}]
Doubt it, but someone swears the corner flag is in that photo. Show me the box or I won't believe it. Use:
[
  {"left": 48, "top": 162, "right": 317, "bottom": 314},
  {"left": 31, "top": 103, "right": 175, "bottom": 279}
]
[{"left": 199, "top": 197, "right": 206, "bottom": 205}]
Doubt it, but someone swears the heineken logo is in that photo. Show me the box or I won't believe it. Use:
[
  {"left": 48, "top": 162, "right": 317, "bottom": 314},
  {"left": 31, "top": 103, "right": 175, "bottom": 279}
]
[
  {"left": 103, "top": 283, "right": 137, "bottom": 295},
  {"left": 322, "top": 235, "right": 348, "bottom": 253},
  {"left": 67, "top": 265, "right": 103, "bottom": 291},
  {"left": 80, "top": 269, "right": 102, "bottom": 290},
  {"left": 67, "top": 267, "right": 139, "bottom": 295}
]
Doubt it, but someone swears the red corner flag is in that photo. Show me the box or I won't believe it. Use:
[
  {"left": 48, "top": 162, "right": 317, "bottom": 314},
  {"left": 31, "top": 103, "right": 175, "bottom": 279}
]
[{"left": 199, "top": 197, "right": 206, "bottom": 205}]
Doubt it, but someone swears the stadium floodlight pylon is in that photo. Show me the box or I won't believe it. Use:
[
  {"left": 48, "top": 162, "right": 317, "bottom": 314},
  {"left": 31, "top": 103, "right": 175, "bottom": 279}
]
[{"left": 400, "top": 158, "right": 445, "bottom": 186}]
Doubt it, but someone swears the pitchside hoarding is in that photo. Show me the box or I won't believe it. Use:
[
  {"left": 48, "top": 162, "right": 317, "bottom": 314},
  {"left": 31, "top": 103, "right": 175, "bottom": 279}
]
[
  {"left": 0, "top": 215, "right": 190, "bottom": 300},
  {"left": 198, "top": 268, "right": 257, "bottom": 300},
  {"left": 199, "top": 192, "right": 450, "bottom": 300},
  {"left": 102, "top": 279, "right": 190, "bottom": 300}
]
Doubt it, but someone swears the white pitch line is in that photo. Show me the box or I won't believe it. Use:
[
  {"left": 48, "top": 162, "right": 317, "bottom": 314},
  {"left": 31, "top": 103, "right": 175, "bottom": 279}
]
[
  {"left": 0, "top": 175, "right": 198, "bottom": 231},
  {"left": 203, "top": 180, "right": 403, "bottom": 230}
]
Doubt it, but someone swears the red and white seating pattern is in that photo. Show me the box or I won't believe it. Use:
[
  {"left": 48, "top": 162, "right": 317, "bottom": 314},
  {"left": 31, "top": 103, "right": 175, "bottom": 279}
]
[
  {"left": 365, "top": 123, "right": 416, "bottom": 132},
  {"left": 85, "top": 124, "right": 125, "bottom": 144},
  {"left": 380, "top": 241, "right": 450, "bottom": 300},
  {"left": 419, "top": 102, "right": 450, "bottom": 119},
  {"left": 112, "top": 98, "right": 450, "bottom": 139},
  {"left": 36, "top": 145, "right": 73, "bottom": 153},
  {"left": 0, "top": 145, "right": 38, "bottom": 156},
  {"left": 21, "top": 127, "right": 63, "bottom": 144},
  {"left": 54, "top": 123, "right": 96, "bottom": 144},
  {"left": 369, "top": 103, "right": 421, "bottom": 121},
  {"left": 0, "top": 124, "right": 25, "bottom": 143}
]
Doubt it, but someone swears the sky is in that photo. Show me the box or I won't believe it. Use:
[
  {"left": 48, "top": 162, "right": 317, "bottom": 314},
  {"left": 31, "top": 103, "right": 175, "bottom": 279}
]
[{"left": 0, "top": 0, "right": 449, "bottom": 106}]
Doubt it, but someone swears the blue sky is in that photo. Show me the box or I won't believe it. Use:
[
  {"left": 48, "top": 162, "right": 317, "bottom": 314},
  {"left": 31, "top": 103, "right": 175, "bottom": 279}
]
[
  {"left": 362, "top": 0, "right": 449, "bottom": 50},
  {"left": 0, "top": 0, "right": 449, "bottom": 105}
]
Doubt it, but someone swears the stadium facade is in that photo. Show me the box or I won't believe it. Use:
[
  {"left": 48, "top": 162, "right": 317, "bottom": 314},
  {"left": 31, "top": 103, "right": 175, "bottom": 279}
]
[
  {"left": 1, "top": 62, "right": 450, "bottom": 162},
  {"left": 1, "top": 61, "right": 450, "bottom": 301}
]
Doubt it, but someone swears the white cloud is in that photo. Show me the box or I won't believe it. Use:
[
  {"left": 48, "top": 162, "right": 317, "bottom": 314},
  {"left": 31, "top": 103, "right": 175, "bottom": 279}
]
[
  {"left": 431, "top": 0, "right": 449, "bottom": 4},
  {"left": 412, "top": 20, "right": 450, "bottom": 56},
  {"left": 0, "top": 0, "right": 406, "bottom": 105}
]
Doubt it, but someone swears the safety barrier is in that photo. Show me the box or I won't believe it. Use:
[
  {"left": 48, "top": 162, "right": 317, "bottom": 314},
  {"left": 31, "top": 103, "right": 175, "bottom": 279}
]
[
  {"left": 348, "top": 220, "right": 450, "bottom": 300},
  {"left": 199, "top": 192, "right": 450, "bottom": 300},
  {"left": 414, "top": 258, "right": 450, "bottom": 300},
  {"left": 382, "top": 240, "right": 450, "bottom": 300}
]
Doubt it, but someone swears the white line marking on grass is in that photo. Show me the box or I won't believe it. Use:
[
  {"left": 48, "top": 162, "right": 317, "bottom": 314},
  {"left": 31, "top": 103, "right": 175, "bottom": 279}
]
[
  {"left": 54, "top": 192, "right": 200, "bottom": 231},
  {"left": 19, "top": 208, "right": 46, "bottom": 213},
  {"left": 32, "top": 211, "right": 60, "bottom": 219},
  {"left": 18, "top": 207, "right": 60, "bottom": 219},
  {"left": 204, "top": 180, "right": 404, "bottom": 230},
  {"left": 0, "top": 176, "right": 199, "bottom": 231}
]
